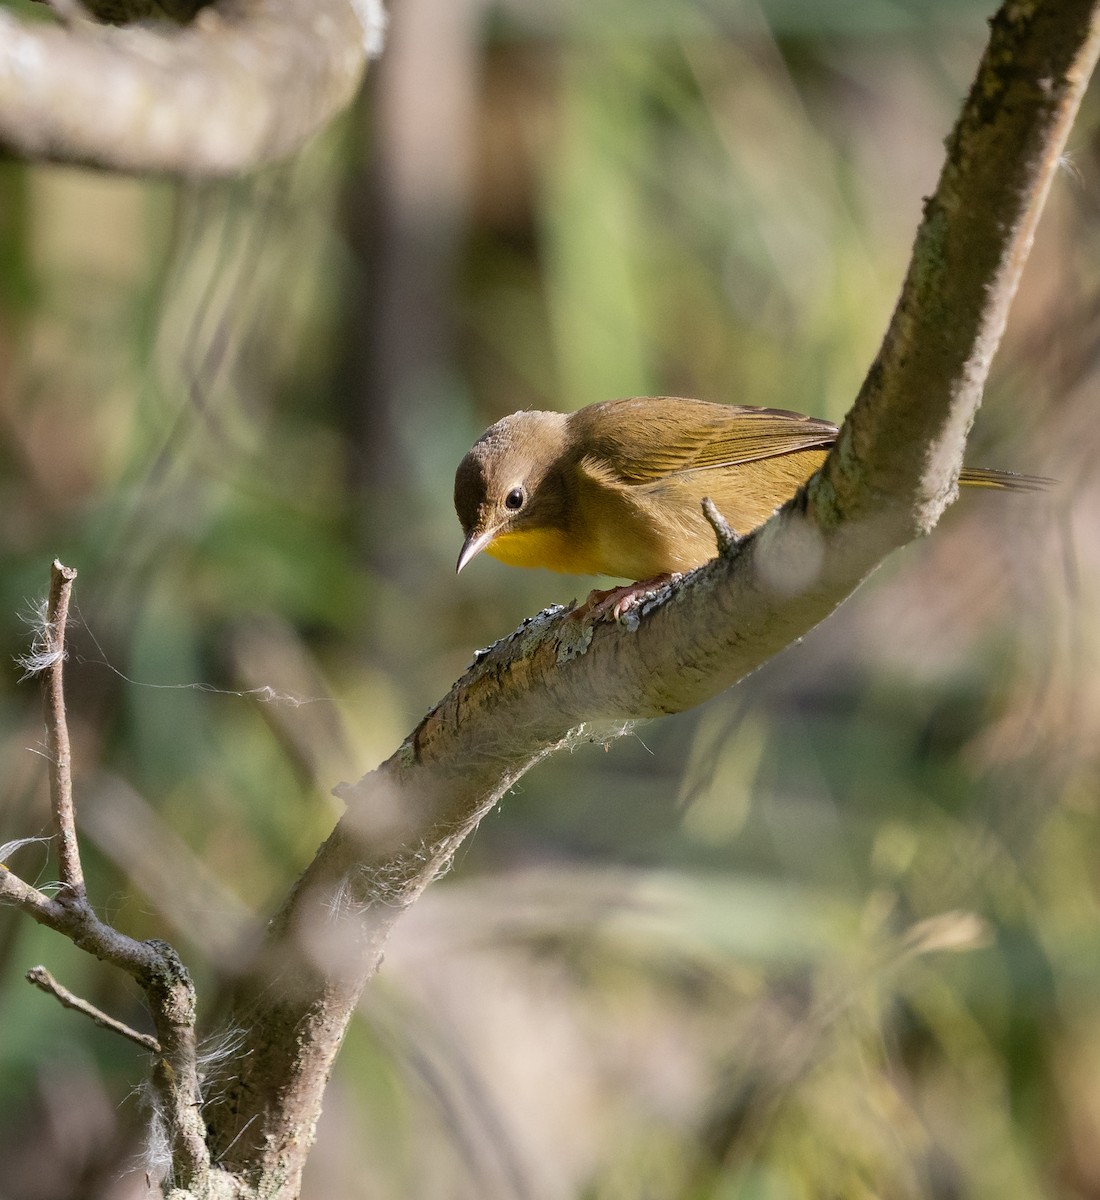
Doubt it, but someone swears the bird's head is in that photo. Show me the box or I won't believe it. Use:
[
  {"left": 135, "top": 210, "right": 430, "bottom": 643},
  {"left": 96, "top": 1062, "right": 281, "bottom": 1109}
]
[{"left": 454, "top": 410, "right": 571, "bottom": 573}]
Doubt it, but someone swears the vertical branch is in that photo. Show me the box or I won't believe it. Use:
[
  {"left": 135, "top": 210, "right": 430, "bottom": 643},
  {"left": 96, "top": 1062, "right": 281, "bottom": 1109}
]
[
  {"left": 43, "top": 560, "right": 84, "bottom": 899},
  {"left": 6, "top": 560, "right": 218, "bottom": 1193}
]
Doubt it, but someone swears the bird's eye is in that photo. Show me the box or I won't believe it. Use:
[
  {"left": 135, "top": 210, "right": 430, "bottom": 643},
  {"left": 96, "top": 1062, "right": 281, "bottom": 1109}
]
[{"left": 504, "top": 487, "right": 526, "bottom": 511}]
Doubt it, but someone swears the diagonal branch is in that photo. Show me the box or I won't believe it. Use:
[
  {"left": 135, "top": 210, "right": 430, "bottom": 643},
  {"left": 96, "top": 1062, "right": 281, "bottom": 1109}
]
[
  {"left": 0, "top": 865, "right": 71, "bottom": 925},
  {"left": 817, "top": 1, "right": 1100, "bottom": 534},
  {"left": 201, "top": 2, "right": 1100, "bottom": 1192},
  {"left": 0, "top": 0, "right": 383, "bottom": 176},
  {"left": 26, "top": 964, "right": 162, "bottom": 1053}
]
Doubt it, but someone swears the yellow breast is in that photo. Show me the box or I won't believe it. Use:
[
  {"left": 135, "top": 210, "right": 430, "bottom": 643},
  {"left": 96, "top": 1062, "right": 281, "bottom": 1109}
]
[{"left": 486, "top": 526, "right": 602, "bottom": 575}]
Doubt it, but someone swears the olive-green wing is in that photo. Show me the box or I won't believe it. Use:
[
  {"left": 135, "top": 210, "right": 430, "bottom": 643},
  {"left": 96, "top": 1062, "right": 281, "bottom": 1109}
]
[
  {"left": 573, "top": 396, "right": 838, "bottom": 486},
  {"left": 958, "top": 466, "right": 1053, "bottom": 492}
]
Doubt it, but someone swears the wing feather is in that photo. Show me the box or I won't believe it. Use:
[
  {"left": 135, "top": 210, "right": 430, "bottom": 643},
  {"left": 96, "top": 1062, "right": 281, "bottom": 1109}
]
[{"left": 569, "top": 396, "right": 837, "bottom": 486}]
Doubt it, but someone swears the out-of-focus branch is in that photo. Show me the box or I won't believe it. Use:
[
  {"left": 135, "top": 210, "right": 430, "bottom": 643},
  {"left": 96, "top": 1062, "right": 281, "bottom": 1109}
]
[
  {"left": 0, "top": 0, "right": 383, "bottom": 176},
  {"left": 36, "top": 0, "right": 204, "bottom": 25}
]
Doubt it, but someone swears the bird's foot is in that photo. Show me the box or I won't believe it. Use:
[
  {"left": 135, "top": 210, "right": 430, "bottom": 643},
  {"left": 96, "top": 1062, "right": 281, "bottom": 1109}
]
[{"left": 575, "top": 573, "right": 682, "bottom": 622}]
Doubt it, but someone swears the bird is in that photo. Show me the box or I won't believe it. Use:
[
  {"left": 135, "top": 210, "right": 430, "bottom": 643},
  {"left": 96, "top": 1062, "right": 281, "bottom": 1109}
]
[{"left": 454, "top": 395, "right": 1049, "bottom": 589}]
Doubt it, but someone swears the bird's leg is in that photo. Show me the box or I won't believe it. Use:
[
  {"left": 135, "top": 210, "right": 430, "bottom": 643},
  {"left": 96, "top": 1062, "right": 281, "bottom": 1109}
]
[
  {"left": 573, "top": 499, "right": 741, "bottom": 623},
  {"left": 575, "top": 573, "right": 683, "bottom": 622}
]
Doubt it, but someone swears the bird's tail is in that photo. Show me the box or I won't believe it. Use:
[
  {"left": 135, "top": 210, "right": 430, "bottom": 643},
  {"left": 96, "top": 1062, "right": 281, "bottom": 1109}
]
[{"left": 959, "top": 466, "right": 1054, "bottom": 492}]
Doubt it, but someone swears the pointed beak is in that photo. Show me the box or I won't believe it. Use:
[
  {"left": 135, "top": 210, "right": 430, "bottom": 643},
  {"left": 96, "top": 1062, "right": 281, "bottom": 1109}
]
[{"left": 456, "top": 526, "right": 498, "bottom": 574}]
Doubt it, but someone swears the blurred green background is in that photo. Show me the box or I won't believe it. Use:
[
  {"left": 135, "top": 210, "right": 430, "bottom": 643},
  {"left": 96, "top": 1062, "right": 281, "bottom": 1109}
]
[{"left": 1, "top": 1, "right": 1098, "bottom": 1197}]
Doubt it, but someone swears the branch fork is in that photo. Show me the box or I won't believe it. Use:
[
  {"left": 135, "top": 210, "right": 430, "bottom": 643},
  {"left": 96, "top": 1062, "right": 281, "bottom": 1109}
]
[{"left": 0, "top": 561, "right": 214, "bottom": 1194}]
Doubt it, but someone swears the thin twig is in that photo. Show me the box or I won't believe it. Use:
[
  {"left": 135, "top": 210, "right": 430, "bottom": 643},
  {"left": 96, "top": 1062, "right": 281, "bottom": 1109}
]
[
  {"left": 43, "top": 560, "right": 83, "bottom": 899},
  {"left": 0, "top": 865, "right": 69, "bottom": 924},
  {"left": 3, "top": 562, "right": 211, "bottom": 1190},
  {"left": 701, "top": 497, "right": 741, "bottom": 558},
  {"left": 26, "top": 964, "right": 161, "bottom": 1053}
]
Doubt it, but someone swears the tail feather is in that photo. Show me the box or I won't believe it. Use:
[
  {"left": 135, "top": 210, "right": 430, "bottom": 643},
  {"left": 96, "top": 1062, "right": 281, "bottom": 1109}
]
[{"left": 959, "top": 466, "right": 1054, "bottom": 492}]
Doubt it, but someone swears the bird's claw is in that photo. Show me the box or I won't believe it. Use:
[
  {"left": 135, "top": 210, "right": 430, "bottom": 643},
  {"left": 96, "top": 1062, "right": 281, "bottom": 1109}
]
[{"left": 573, "top": 573, "right": 682, "bottom": 623}]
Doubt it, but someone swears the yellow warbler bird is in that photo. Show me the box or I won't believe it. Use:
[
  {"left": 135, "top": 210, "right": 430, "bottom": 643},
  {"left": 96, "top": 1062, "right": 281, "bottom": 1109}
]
[{"left": 454, "top": 396, "right": 1049, "bottom": 583}]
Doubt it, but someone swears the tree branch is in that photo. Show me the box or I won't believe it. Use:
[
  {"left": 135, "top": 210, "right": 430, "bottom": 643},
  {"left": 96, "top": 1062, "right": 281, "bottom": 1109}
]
[
  {"left": 0, "top": 864, "right": 70, "bottom": 925},
  {"left": 36, "top": 0, "right": 207, "bottom": 24},
  {"left": 26, "top": 964, "right": 162, "bottom": 1052},
  {"left": 200, "top": 3, "right": 1100, "bottom": 1192},
  {"left": 0, "top": 0, "right": 383, "bottom": 176},
  {"left": 3, "top": 564, "right": 217, "bottom": 1194},
  {"left": 3, "top": 4, "right": 1092, "bottom": 1195},
  {"left": 817, "top": 2, "right": 1099, "bottom": 535},
  {"left": 42, "top": 561, "right": 83, "bottom": 898}
]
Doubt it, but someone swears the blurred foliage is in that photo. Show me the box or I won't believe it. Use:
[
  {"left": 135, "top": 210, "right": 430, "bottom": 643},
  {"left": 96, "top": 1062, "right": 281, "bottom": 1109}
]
[{"left": 1, "top": 0, "right": 1099, "bottom": 1197}]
